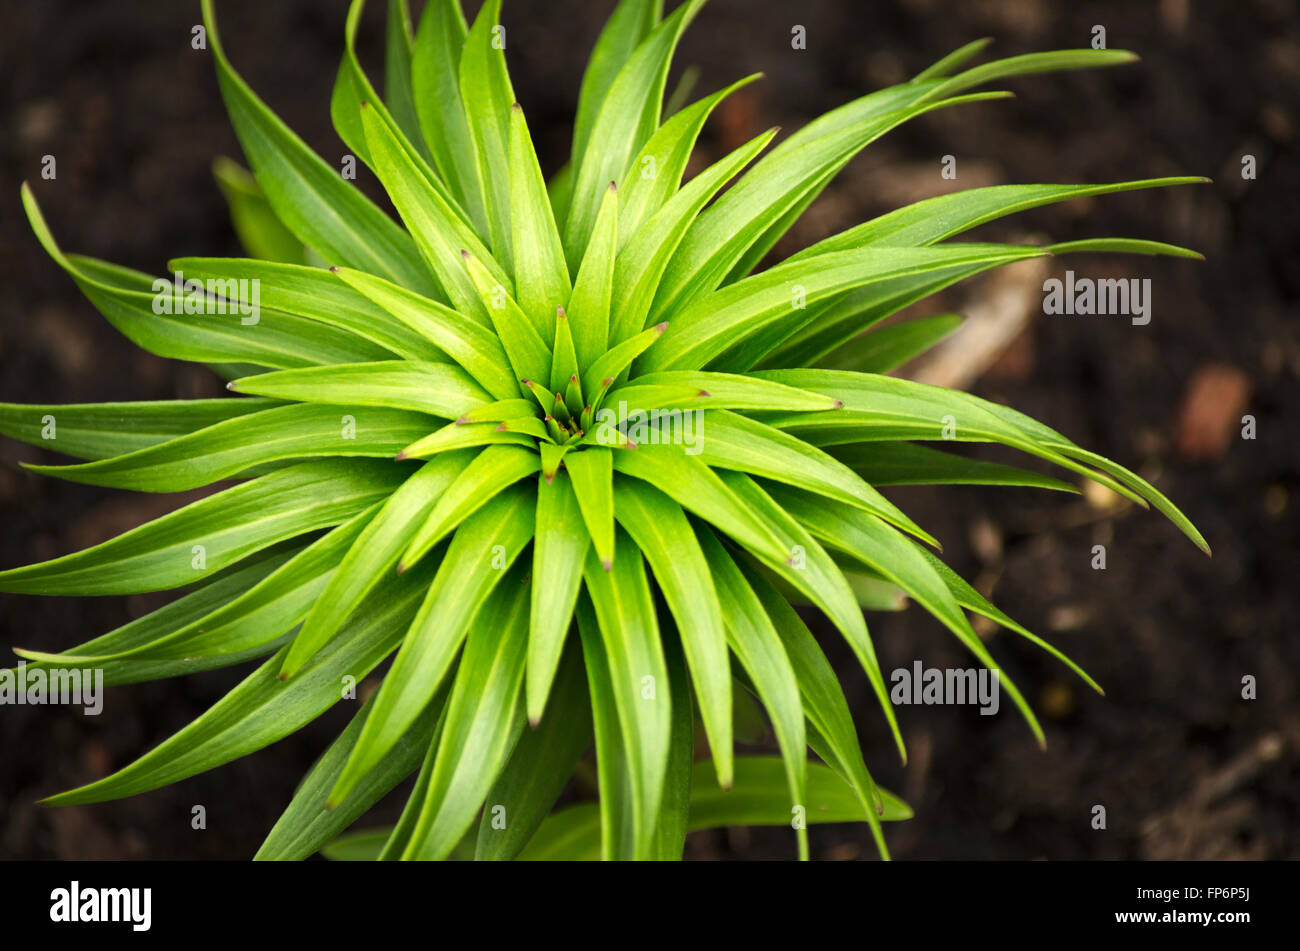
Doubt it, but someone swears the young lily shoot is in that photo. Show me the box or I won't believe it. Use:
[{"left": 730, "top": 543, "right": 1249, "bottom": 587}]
[{"left": 1, "top": 0, "right": 1208, "bottom": 861}]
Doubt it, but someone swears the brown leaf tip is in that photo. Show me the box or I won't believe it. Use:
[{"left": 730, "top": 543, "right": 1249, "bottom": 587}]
[
  {"left": 396, "top": 563, "right": 407, "bottom": 575},
  {"left": 833, "top": 399, "right": 845, "bottom": 409},
  {"left": 459, "top": 248, "right": 471, "bottom": 260},
  {"left": 328, "top": 265, "right": 341, "bottom": 273},
  {"left": 556, "top": 306, "right": 567, "bottom": 319},
  {"left": 394, "top": 450, "right": 408, "bottom": 461},
  {"left": 654, "top": 321, "right": 668, "bottom": 333}
]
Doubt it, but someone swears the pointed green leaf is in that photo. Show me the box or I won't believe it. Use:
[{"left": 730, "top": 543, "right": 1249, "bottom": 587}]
[
  {"left": 0, "top": 460, "right": 405, "bottom": 595},
  {"left": 331, "top": 485, "right": 535, "bottom": 807},
  {"left": 614, "top": 479, "right": 733, "bottom": 789},
  {"left": 402, "top": 568, "right": 530, "bottom": 859},
  {"left": 281, "top": 453, "right": 472, "bottom": 678},
  {"left": 201, "top": 0, "right": 435, "bottom": 294},
  {"left": 526, "top": 470, "right": 590, "bottom": 723},
  {"left": 564, "top": 448, "right": 615, "bottom": 569},
  {"left": 478, "top": 637, "right": 592, "bottom": 860}
]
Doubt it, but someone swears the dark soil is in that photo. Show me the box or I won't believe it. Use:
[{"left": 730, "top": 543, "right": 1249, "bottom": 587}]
[{"left": 1, "top": 0, "right": 1296, "bottom": 860}]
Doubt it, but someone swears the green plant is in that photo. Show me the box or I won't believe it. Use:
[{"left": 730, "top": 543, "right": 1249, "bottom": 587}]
[{"left": 2, "top": 0, "right": 1207, "bottom": 861}]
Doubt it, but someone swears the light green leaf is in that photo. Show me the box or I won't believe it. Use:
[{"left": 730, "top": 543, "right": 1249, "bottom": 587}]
[
  {"left": 608, "top": 370, "right": 839, "bottom": 414},
  {"left": 359, "top": 101, "right": 507, "bottom": 318},
  {"left": 614, "top": 479, "right": 733, "bottom": 790},
  {"left": 477, "top": 638, "right": 591, "bottom": 860},
  {"left": 201, "top": 0, "right": 435, "bottom": 294},
  {"left": 330, "top": 485, "right": 535, "bottom": 807},
  {"left": 581, "top": 533, "right": 671, "bottom": 860},
  {"left": 331, "top": 266, "right": 519, "bottom": 400},
  {"left": 567, "top": 182, "right": 619, "bottom": 369},
  {"left": 576, "top": 595, "right": 635, "bottom": 859},
  {"left": 10, "top": 549, "right": 296, "bottom": 686},
  {"left": 829, "top": 441, "right": 1077, "bottom": 492},
  {"left": 280, "top": 453, "right": 472, "bottom": 679},
  {"left": 460, "top": 249, "right": 551, "bottom": 388},
  {"left": 458, "top": 0, "right": 515, "bottom": 271},
  {"left": 519, "top": 758, "right": 910, "bottom": 859},
  {"left": 0, "top": 398, "right": 278, "bottom": 462},
  {"left": 402, "top": 568, "right": 530, "bottom": 860},
  {"left": 229, "top": 362, "right": 490, "bottom": 417},
  {"left": 0, "top": 460, "right": 406, "bottom": 595},
  {"left": 23, "top": 186, "right": 382, "bottom": 369},
  {"left": 643, "top": 242, "right": 1043, "bottom": 373},
  {"left": 254, "top": 682, "right": 445, "bottom": 861},
  {"left": 170, "top": 256, "right": 444, "bottom": 362},
  {"left": 571, "top": 0, "right": 662, "bottom": 179},
  {"left": 41, "top": 562, "right": 431, "bottom": 806},
  {"left": 618, "top": 74, "right": 761, "bottom": 243},
  {"left": 510, "top": 103, "right": 572, "bottom": 335},
  {"left": 211, "top": 157, "right": 308, "bottom": 264},
  {"left": 24, "top": 403, "right": 434, "bottom": 492},
  {"left": 564, "top": 448, "right": 615, "bottom": 569},
  {"left": 564, "top": 0, "right": 702, "bottom": 262},
  {"left": 401, "top": 444, "right": 539, "bottom": 568},
  {"left": 653, "top": 632, "right": 694, "bottom": 860},
  {"left": 823, "top": 313, "right": 963, "bottom": 372},
  {"left": 526, "top": 469, "right": 590, "bottom": 723},
  {"left": 698, "top": 528, "right": 808, "bottom": 859},
  {"left": 610, "top": 128, "right": 775, "bottom": 346},
  {"left": 411, "top": 0, "right": 486, "bottom": 230}
]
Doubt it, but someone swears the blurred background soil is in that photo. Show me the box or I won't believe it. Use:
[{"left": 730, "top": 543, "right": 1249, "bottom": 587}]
[{"left": 1, "top": 0, "right": 1297, "bottom": 860}]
